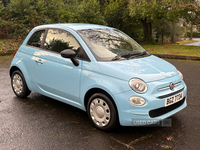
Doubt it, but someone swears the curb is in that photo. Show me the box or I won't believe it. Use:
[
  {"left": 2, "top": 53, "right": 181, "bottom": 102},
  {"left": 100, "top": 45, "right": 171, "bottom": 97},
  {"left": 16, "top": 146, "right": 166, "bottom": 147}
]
[
  {"left": 152, "top": 54, "right": 200, "bottom": 61},
  {"left": 0, "top": 50, "right": 200, "bottom": 61}
]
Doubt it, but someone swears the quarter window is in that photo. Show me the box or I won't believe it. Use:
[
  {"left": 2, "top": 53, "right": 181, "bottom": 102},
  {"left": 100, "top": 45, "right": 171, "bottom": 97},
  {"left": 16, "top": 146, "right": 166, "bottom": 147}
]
[
  {"left": 27, "top": 30, "right": 45, "bottom": 48},
  {"left": 44, "top": 29, "right": 80, "bottom": 53}
]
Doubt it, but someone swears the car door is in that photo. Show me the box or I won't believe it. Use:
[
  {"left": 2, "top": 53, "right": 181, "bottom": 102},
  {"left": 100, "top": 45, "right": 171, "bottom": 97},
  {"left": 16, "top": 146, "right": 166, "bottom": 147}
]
[{"left": 33, "top": 29, "right": 82, "bottom": 104}]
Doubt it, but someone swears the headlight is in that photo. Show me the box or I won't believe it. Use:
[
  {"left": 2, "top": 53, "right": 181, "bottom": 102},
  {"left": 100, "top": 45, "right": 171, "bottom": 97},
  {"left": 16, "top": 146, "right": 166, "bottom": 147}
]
[
  {"left": 129, "top": 96, "right": 146, "bottom": 106},
  {"left": 178, "top": 70, "right": 183, "bottom": 80},
  {"left": 129, "top": 78, "right": 147, "bottom": 93}
]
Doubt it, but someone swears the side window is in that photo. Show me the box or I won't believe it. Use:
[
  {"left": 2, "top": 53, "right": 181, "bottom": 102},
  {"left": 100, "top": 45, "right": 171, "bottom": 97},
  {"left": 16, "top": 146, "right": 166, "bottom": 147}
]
[
  {"left": 27, "top": 30, "right": 45, "bottom": 48},
  {"left": 44, "top": 29, "right": 80, "bottom": 53}
]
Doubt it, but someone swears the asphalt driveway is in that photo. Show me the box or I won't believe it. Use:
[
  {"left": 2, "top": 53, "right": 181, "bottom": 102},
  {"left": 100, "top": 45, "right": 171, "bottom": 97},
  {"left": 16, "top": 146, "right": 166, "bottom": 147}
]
[{"left": 0, "top": 56, "right": 200, "bottom": 150}]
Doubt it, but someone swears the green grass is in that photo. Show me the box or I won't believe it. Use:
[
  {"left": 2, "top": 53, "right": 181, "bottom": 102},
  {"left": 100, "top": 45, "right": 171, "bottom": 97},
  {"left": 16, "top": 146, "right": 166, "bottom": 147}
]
[
  {"left": 0, "top": 55, "right": 13, "bottom": 67},
  {"left": 0, "top": 39, "right": 23, "bottom": 51},
  {"left": 176, "top": 39, "right": 198, "bottom": 45},
  {"left": 142, "top": 44, "right": 200, "bottom": 57}
]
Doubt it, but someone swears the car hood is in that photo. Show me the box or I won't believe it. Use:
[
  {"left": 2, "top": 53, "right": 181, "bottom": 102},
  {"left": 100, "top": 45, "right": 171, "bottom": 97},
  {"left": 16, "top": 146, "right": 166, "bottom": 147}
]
[{"left": 98, "top": 55, "right": 177, "bottom": 83}]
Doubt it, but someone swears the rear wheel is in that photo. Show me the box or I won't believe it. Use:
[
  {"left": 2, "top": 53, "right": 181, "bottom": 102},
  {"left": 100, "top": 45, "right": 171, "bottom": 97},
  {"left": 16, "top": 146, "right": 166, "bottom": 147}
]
[
  {"left": 87, "top": 93, "right": 117, "bottom": 131},
  {"left": 11, "top": 70, "right": 31, "bottom": 98}
]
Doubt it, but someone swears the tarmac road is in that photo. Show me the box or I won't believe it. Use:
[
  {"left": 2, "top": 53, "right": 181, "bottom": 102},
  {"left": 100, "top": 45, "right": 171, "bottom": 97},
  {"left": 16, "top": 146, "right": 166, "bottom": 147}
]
[
  {"left": 184, "top": 38, "right": 200, "bottom": 46},
  {"left": 0, "top": 57, "right": 200, "bottom": 150}
]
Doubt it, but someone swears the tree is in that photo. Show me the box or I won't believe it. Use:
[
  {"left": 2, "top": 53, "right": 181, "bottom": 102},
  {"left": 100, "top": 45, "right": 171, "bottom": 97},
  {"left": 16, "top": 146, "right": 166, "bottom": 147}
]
[
  {"left": 128, "top": 0, "right": 200, "bottom": 43},
  {"left": 155, "top": 19, "right": 184, "bottom": 45},
  {"left": 178, "top": 1, "right": 200, "bottom": 39},
  {"left": 104, "top": 0, "right": 143, "bottom": 42},
  {"left": 0, "top": 0, "right": 53, "bottom": 38},
  {"left": 1, "top": 0, "right": 10, "bottom": 6},
  {"left": 128, "top": 0, "right": 169, "bottom": 43},
  {"left": 59, "top": 0, "right": 107, "bottom": 25}
]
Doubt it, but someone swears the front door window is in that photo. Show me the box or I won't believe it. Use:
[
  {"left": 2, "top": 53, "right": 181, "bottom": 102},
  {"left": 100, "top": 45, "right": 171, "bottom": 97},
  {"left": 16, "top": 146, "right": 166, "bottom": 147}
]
[{"left": 44, "top": 29, "right": 80, "bottom": 53}]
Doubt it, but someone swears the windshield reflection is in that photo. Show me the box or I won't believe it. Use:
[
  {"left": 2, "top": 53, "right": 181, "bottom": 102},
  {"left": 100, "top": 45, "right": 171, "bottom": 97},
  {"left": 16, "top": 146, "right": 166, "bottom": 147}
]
[{"left": 77, "top": 28, "right": 145, "bottom": 61}]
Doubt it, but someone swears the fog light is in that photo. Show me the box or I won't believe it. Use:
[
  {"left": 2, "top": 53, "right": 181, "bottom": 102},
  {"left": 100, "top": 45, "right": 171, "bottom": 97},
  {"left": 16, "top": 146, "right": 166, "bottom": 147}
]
[{"left": 129, "top": 96, "right": 146, "bottom": 106}]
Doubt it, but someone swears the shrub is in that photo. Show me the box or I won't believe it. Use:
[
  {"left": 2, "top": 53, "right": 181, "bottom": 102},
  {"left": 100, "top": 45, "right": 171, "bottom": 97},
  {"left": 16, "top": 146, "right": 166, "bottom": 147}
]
[{"left": 187, "top": 30, "right": 200, "bottom": 38}]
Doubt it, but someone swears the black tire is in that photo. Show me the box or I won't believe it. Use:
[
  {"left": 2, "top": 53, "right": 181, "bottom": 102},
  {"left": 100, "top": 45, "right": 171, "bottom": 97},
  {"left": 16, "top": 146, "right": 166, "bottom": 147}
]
[
  {"left": 11, "top": 70, "right": 31, "bottom": 98},
  {"left": 87, "top": 93, "right": 117, "bottom": 131}
]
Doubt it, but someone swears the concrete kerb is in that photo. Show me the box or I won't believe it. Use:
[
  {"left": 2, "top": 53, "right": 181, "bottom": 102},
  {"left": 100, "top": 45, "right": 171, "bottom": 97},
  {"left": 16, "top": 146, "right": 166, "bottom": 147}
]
[{"left": 1, "top": 50, "right": 200, "bottom": 61}]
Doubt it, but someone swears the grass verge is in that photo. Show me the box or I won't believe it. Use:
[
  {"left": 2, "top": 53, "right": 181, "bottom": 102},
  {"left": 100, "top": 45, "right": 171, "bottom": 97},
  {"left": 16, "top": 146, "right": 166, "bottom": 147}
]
[
  {"left": 142, "top": 44, "right": 200, "bottom": 57},
  {"left": 176, "top": 39, "right": 198, "bottom": 45},
  {"left": 0, "top": 39, "right": 23, "bottom": 51}
]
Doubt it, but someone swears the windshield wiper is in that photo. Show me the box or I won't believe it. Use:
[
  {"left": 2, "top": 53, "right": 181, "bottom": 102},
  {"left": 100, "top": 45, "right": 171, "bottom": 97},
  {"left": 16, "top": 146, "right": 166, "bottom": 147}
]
[
  {"left": 129, "top": 51, "right": 147, "bottom": 59},
  {"left": 111, "top": 53, "right": 131, "bottom": 61},
  {"left": 111, "top": 55, "right": 121, "bottom": 61},
  {"left": 121, "top": 53, "right": 131, "bottom": 58},
  {"left": 111, "top": 51, "right": 147, "bottom": 61}
]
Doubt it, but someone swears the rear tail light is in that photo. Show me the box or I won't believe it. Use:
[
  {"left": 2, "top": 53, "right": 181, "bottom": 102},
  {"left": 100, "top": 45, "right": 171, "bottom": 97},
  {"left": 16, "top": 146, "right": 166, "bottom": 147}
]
[{"left": 13, "top": 51, "right": 17, "bottom": 57}]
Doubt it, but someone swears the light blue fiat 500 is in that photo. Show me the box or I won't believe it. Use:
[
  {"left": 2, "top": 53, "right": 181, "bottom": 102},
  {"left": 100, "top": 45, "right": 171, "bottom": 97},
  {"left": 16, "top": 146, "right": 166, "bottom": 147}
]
[{"left": 10, "top": 23, "right": 187, "bottom": 131}]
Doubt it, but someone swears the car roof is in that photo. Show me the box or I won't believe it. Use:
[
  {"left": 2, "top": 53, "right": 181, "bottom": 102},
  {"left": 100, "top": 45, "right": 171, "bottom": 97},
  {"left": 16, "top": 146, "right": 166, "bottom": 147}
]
[{"left": 34, "top": 23, "right": 113, "bottom": 31}]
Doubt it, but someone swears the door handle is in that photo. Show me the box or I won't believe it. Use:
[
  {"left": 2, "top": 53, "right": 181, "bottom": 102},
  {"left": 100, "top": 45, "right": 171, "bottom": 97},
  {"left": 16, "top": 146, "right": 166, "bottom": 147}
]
[{"left": 35, "top": 59, "right": 43, "bottom": 64}]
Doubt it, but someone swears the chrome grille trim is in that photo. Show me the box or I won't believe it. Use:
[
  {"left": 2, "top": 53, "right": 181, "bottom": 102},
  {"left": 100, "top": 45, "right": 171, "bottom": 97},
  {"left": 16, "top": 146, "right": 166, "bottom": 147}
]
[
  {"left": 156, "top": 87, "right": 185, "bottom": 99},
  {"left": 157, "top": 81, "right": 181, "bottom": 91}
]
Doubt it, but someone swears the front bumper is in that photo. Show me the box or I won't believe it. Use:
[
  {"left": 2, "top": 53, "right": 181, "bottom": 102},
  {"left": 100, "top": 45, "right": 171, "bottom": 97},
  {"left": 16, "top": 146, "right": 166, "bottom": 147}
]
[{"left": 114, "top": 75, "right": 187, "bottom": 126}]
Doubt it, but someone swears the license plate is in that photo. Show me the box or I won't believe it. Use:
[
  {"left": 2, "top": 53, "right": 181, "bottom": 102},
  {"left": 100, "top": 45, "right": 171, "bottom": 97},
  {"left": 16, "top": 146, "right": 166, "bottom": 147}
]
[{"left": 165, "top": 92, "right": 183, "bottom": 107}]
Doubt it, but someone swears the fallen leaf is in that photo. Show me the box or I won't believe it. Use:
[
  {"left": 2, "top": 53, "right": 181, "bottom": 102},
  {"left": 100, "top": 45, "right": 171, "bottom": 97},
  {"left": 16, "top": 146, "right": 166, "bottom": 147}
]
[
  {"left": 161, "top": 145, "right": 172, "bottom": 149},
  {"left": 166, "top": 136, "right": 173, "bottom": 141}
]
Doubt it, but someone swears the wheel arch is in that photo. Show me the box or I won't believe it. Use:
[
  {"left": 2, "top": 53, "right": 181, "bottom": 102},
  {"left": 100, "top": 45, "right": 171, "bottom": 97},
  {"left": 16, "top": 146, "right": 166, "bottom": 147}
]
[
  {"left": 84, "top": 88, "right": 119, "bottom": 119},
  {"left": 10, "top": 66, "right": 21, "bottom": 77},
  {"left": 9, "top": 65, "right": 32, "bottom": 91}
]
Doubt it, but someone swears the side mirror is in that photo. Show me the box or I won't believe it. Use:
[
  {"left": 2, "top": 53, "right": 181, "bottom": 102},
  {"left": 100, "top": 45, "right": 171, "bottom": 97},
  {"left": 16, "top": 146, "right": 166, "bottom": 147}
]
[
  {"left": 61, "top": 49, "right": 79, "bottom": 66},
  {"left": 61, "top": 49, "right": 76, "bottom": 58}
]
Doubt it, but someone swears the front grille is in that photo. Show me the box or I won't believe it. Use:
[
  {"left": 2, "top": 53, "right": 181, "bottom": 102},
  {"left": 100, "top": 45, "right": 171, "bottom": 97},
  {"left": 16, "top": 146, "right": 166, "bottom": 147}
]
[
  {"left": 149, "top": 97, "right": 185, "bottom": 118},
  {"left": 157, "top": 87, "right": 185, "bottom": 99},
  {"left": 157, "top": 81, "right": 181, "bottom": 91}
]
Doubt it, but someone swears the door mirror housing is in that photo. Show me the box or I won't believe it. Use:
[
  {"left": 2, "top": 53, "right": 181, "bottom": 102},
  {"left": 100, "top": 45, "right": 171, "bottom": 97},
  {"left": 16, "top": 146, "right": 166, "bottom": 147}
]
[
  {"left": 61, "top": 49, "right": 79, "bottom": 66},
  {"left": 61, "top": 49, "right": 76, "bottom": 58}
]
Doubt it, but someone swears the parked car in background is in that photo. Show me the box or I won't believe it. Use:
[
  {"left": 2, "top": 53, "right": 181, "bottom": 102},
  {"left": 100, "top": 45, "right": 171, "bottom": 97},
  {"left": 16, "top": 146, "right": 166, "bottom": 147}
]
[{"left": 10, "top": 23, "right": 187, "bottom": 131}]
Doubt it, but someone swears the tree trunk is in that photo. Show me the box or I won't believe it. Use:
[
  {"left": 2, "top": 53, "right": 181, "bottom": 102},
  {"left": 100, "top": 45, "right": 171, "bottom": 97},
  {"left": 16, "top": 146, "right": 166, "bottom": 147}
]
[
  {"left": 34, "top": 0, "right": 37, "bottom": 8},
  {"left": 184, "top": 27, "right": 187, "bottom": 40},
  {"left": 160, "top": 19, "right": 164, "bottom": 45},
  {"left": 2, "top": 0, "right": 10, "bottom": 7},
  {"left": 171, "top": 22, "right": 176, "bottom": 43},
  {"left": 190, "top": 23, "right": 193, "bottom": 39},
  {"left": 161, "top": 29, "right": 164, "bottom": 45},
  {"left": 171, "top": 35, "right": 176, "bottom": 43},
  {"left": 140, "top": 18, "right": 152, "bottom": 42}
]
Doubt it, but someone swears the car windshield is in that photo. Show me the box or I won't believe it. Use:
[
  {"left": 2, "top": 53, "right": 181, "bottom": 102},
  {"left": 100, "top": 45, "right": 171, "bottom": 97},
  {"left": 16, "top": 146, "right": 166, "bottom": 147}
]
[{"left": 77, "top": 28, "right": 146, "bottom": 61}]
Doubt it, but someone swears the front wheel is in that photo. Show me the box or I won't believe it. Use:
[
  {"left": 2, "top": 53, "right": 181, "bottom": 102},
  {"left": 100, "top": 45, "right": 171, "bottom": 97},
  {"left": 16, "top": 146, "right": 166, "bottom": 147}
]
[
  {"left": 11, "top": 70, "right": 31, "bottom": 98},
  {"left": 87, "top": 93, "right": 118, "bottom": 131}
]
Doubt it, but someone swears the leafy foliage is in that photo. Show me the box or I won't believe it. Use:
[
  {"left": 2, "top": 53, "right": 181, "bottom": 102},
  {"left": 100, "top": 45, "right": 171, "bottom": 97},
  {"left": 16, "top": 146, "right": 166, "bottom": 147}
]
[
  {"left": 0, "top": 0, "right": 105, "bottom": 38},
  {"left": 0, "top": 0, "right": 200, "bottom": 44},
  {"left": 154, "top": 19, "right": 185, "bottom": 44},
  {"left": 0, "top": 0, "right": 52, "bottom": 38},
  {"left": 128, "top": 0, "right": 200, "bottom": 42},
  {"left": 104, "top": 0, "right": 143, "bottom": 42},
  {"left": 187, "top": 30, "right": 200, "bottom": 37},
  {"left": 67, "top": 0, "right": 106, "bottom": 25}
]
